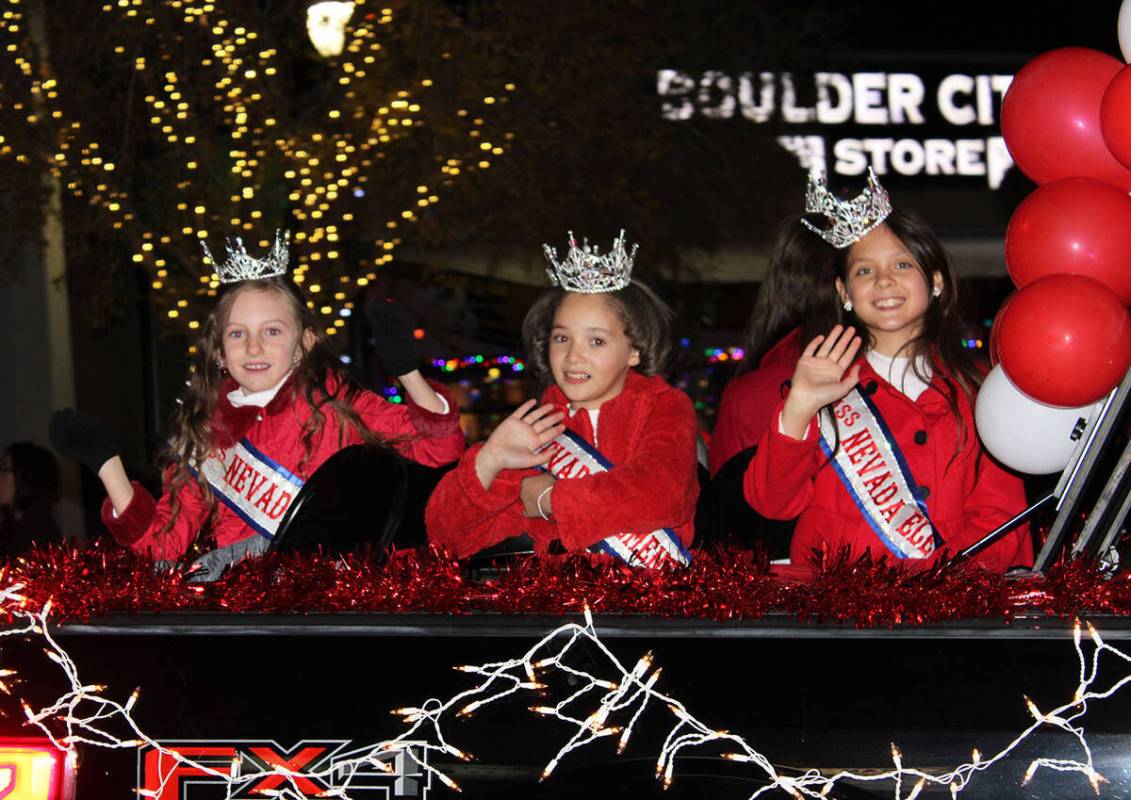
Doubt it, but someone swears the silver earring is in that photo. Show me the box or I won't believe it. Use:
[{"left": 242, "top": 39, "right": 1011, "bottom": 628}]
[
  {"left": 843, "top": 300, "right": 853, "bottom": 312},
  {"left": 292, "top": 352, "right": 301, "bottom": 366},
  {"left": 932, "top": 286, "right": 942, "bottom": 298},
  {"left": 216, "top": 358, "right": 226, "bottom": 371}
]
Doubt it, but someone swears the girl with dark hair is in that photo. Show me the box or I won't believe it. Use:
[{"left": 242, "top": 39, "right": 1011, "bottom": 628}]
[
  {"left": 743, "top": 172, "right": 1031, "bottom": 573},
  {"left": 0, "top": 441, "right": 63, "bottom": 555},
  {"left": 708, "top": 213, "right": 837, "bottom": 476},
  {"left": 426, "top": 233, "right": 698, "bottom": 565},
  {"left": 704, "top": 214, "right": 836, "bottom": 555},
  {"left": 51, "top": 237, "right": 464, "bottom": 563}
]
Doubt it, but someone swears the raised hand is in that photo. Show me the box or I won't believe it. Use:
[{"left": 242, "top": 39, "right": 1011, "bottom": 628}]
[
  {"left": 475, "top": 400, "right": 566, "bottom": 490},
  {"left": 48, "top": 408, "right": 119, "bottom": 474},
  {"left": 365, "top": 297, "right": 419, "bottom": 377},
  {"left": 780, "top": 325, "right": 862, "bottom": 439}
]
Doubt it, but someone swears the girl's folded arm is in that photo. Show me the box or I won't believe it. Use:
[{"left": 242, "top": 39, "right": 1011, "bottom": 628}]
[
  {"left": 425, "top": 444, "right": 528, "bottom": 558},
  {"left": 551, "top": 390, "right": 698, "bottom": 551}
]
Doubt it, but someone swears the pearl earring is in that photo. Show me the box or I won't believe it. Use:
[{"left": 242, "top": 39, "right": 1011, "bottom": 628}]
[
  {"left": 932, "top": 285, "right": 942, "bottom": 298},
  {"left": 216, "top": 358, "right": 226, "bottom": 371},
  {"left": 842, "top": 299, "right": 853, "bottom": 312},
  {"left": 292, "top": 352, "right": 301, "bottom": 366}
]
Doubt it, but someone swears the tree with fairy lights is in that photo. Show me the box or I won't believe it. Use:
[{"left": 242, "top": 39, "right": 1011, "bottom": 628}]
[
  {"left": 0, "top": 0, "right": 515, "bottom": 335},
  {"left": 0, "top": 0, "right": 833, "bottom": 333}
]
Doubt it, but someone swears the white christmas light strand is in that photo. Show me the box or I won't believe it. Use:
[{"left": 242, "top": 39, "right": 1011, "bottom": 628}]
[
  {"left": 0, "top": 583, "right": 466, "bottom": 798},
  {"left": 0, "top": 587, "right": 1128, "bottom": 799}
]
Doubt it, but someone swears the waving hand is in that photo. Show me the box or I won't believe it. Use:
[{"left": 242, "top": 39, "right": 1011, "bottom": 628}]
[{"left": 780, "top": 325, "right": 862, "bottom": 439}]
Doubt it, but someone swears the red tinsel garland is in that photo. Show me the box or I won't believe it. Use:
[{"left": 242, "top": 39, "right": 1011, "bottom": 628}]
[{"left": 1, "top": 540, "right": 1126, "bottom": 626}]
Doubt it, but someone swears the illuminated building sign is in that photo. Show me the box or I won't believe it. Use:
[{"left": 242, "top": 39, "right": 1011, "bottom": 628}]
[{"left": 657, "top": 70, "right": 1016, "bottom": 188}]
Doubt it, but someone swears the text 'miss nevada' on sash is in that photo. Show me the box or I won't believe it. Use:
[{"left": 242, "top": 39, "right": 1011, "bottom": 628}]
[
  {"left": 192, "top": 438, "right": 305, "bottom": 540},
  {"left": 817, "top": 387, "right": 942, "bottom": 559},
  {"left": 537, "top": 429, "right": 692, "bottom": 569}
]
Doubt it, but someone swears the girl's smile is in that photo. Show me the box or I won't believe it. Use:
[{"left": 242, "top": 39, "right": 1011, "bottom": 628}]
[{"left": 871, "top": 296, "right": 906, "bottom": 310}]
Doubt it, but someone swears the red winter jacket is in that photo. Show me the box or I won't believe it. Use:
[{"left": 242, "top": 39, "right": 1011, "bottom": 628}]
[
  {"left": 708, "top": 330, "right": 801, "bottom": 476},
  {"left": 743, "top": 357, "right": 1032, "bottom": 573},
  {"left": 426, "top": 371, "right": 699, "bottom": 558},
  {"left": 102, "top": 375, "right": 465, "bottom": 561}
]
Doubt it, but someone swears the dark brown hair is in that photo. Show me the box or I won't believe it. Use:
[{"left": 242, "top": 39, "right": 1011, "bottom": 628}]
[
  {"left": 740, "top": 213, "right": 838, "bottom": 372},
  {"left": 160, "top": 278, "right": 393, "bottom": 549},
  {"left": 521, "top": 280, "right": 676, "bottom": 388}
]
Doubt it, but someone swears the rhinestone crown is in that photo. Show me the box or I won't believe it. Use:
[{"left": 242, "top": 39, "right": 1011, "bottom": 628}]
[
  {"left": 543, "top": 230, "right": 637, "bottom": 293},
  {"left": 202, "top": 230, "right": 290, "bottom": 284},
  {"left": 801, "top": 168, "right": 892, "bottom": 249}
]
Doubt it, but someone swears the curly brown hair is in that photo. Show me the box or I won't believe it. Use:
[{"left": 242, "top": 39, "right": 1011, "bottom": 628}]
[
  {"left": 521, "top": 280, "right": 676, "bottom": 389},
  {"left": 160, "top": 278, "right": 394, "bottom": 553}
]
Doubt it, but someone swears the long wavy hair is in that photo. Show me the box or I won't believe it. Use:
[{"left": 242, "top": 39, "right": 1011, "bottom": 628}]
[
  {"left": 521, "top": 280, "right": 676, "bottom": 389},
  {"left": 807, "top": 208, "right": 983, "bottom": 454},
  {"left": 160, "top": 278, "right": 393, "bottom": 549},
  {"left": 739, "top": 214, "right": 838, "bottom": 372}
]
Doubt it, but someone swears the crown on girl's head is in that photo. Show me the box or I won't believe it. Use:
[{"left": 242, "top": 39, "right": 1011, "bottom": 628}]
[
  {"left": 543, "top": 230, "right": 637, "bottom": 293},
  {"left": 202, "top": 230, "right": 291, "bottom": 284},
  {"left": 801, "top": 167, "right": 892, "bottom": 249}
]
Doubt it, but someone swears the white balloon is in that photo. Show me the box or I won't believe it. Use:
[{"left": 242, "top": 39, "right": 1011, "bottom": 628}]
[
  {"left": 1120, "top": 0, "right": 1131, "bottom": 62},
  {"left": 975, "top": 365, "right": 1101, "bottom": 475}
]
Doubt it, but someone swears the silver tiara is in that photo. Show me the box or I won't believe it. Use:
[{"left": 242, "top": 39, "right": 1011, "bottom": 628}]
[
  {"left": 201, "top": 230, "right": 290, "bottom": 284},
  {"left": 543, "top": 230, "right": 637, "bottom": 293},
  {"left": 801, "top": 167, "right": 892, "bottom": 249}
]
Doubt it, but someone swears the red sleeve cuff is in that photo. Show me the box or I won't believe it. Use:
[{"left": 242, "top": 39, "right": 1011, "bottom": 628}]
[
  {"left": 454, "top": 445, "right": 525, "bottom": 514},
  {"left": 406, "top": 380, "right": 462, "bottom": 438},
  {"left": 100, "top": 481, "right": 157, "bottom": 546},
  {"left": 547, "top": 482, "right": 592, "bottom": 552}
]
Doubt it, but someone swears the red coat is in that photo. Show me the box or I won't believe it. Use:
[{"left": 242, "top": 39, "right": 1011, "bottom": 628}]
[
  {"left": 743, "top": 358, "right": 1032, "bottom": 573},
  {"left": 102, "top": 376, "right": 465, "bottom": 561},
  {"left": 708, "top": 331, "right": 800, "bottom": 476},
  {"left": 426, "top": 371, "right": 699, "bottom": 558}
]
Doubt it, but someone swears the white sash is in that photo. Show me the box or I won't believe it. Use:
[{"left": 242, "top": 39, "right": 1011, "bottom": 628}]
[
  {"left": 817, "top": 388, "right": 940, "bottom": 559},
  {"left": 192, "top": 438, "right": 305, "bottom": 541},
  {"left": 538, "top": 430, "right": 692, "bottom": 569}
]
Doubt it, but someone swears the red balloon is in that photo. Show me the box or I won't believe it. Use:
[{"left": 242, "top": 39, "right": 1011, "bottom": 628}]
[
  {"left": 1001, "top": 48, "right": 1131, "bottom": 191},
  {"left": 1004, "top": 177, "right": 1131, "bottom": 304},
  {"left": 1101, "top": 64, "right": 1131, "bottom": 170},
  {"left": 988, "top": 292, "right": 1015, "bottom": 367},
  {"left": 997, "top": 274, "right": 1131, "bottom": 407}
]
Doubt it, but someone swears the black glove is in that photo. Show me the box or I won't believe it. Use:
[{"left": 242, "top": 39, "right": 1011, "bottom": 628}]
[
  {"left": 48, "top": 408, "right": 119, "bottom": 474},
  {"left": 365, "top": 298, "right": 419, "bottom": 377}
]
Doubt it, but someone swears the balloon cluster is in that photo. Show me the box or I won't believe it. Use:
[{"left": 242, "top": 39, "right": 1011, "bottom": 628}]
[{"left": 976, "top": 16, "right": 1131, "bottom": 475}]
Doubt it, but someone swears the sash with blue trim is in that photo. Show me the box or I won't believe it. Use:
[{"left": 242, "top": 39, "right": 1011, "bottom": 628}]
[
  {"left": 191, "top": 438, "right": 305, "bottom": 541},
  {"left": 817, "top": 387, "right": 942, "bottom": 559},
  {"left": 537, "top": 429, "right": 692, "bottom": 569}
]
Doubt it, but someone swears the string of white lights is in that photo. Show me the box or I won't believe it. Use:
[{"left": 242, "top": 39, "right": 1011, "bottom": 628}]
[{"left": 0, "top": 585, "right": 1126, "bottom": 799}]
